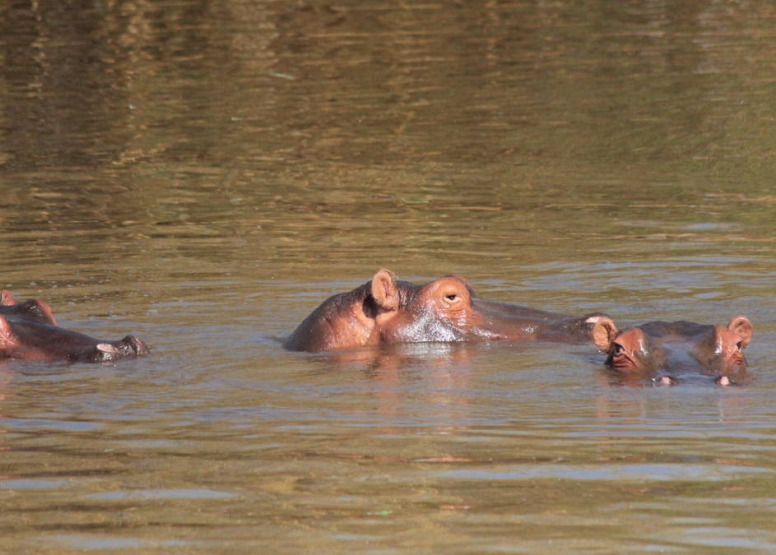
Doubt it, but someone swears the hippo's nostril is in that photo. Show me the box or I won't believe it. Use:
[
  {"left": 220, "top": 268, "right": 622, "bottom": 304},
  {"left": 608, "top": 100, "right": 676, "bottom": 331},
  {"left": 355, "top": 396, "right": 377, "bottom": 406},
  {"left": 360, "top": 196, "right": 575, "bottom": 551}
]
[{"left": 122, "top": 335, "right": 150, "bottom": 356}]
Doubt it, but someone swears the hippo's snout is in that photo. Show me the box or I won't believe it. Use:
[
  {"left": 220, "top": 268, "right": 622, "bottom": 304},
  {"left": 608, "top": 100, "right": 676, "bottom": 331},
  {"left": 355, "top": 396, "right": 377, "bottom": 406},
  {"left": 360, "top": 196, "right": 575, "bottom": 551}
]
[
  {"left": 122, "top": 335, "right": 150, "bottom": 356},
  {"left": 93, "top": 335, "right": 150, "bottom": 362}
]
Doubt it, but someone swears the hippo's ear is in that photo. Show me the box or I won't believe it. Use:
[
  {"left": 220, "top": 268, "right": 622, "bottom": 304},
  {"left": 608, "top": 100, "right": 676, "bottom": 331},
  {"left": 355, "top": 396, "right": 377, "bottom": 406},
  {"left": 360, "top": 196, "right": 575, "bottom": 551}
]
[
  {"left": 38, "top": 300, "right": 57, "bottom": 326},
  {"left": 1, "top": 290, "right": 16, "bottom": 306},
  {"left": 727, "top": 315, "right": 754, "bottom": 348},
  {"left": 592, "top": 317, "right": 619, "bottom": 352},
  {"left": 0, "top": 317, "right": 19, "bottom": 349},
  {"left": 26, "top": 299, "right": 57, "bottom": 326},
  {"left": 371, "top": 269, "right": 400, "bottom": 311}
]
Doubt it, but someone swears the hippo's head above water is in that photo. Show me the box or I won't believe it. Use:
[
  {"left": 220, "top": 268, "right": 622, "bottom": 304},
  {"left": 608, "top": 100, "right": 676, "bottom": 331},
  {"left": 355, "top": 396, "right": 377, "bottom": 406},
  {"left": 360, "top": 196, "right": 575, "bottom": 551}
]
[
  {"left": 284, "top": 269, "right": 603, "bottom": 352},
  {"left": 591, "top": 315, "right": 754, "bottom": 385},
  {"left": 0, "top": 290, "right": 149, "bottom": 363}
]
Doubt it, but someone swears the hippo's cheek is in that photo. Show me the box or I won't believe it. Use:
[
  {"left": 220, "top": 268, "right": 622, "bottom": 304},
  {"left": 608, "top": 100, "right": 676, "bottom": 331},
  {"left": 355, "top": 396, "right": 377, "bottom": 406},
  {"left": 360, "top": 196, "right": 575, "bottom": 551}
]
[{"left": 381, "top": 313, "right": 464, "bottom": 343}]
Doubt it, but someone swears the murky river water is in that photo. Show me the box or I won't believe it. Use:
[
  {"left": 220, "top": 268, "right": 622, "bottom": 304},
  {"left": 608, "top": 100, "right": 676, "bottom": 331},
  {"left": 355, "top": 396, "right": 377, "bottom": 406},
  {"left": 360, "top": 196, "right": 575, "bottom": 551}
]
[{"left": 2, "top": 0, "right": 776, "bottom": 552}]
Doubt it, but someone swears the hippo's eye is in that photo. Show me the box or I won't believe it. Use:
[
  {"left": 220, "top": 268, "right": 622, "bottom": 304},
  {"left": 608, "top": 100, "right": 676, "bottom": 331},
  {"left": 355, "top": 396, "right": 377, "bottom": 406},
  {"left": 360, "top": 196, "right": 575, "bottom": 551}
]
[
  {"left": 612, "top": 343, "right": 626, "bottom": 356},
  {"left": 445, "top": 294, "right": 460, "bottom": 302},
  {"left": 736, "top": 341, "right": 744, "bottom": 351}
]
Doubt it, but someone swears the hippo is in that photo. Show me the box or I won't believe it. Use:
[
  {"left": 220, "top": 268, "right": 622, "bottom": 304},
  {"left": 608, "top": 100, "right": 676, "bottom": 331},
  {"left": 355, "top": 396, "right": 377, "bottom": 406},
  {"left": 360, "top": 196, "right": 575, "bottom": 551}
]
[
  {"left": 591, "top": 315, "right": 753, "bottom": 385},
  {"left": 0, "top": 290, "right": 149, "bottom": 363},
  {"left": 0, "top": 290, "right": 58, "bottom": 325},
  {"left": 284, "top": 269, "right": 604, "bottom": 352}
]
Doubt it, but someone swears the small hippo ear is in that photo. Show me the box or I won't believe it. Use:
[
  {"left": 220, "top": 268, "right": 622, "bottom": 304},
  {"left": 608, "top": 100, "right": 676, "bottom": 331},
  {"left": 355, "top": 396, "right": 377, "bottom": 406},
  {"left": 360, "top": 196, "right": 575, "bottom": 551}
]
[
  {"left": 29, "top": 299, "right": 57, "bottom": 326},
  {"left": 0, "top": 317, "right": 19, "bottom": 349},
  {"left": 97, "top": 343, "right": 119, "bottom": 354},
  {"left": 592, "top": 317, "right": 619, "bottom": 352},
  {"left": 727, "top": 315, "right": 754, "bottom": 348},
  {"left": 371, "top": 269, "right": 400, "bottom": 311},
  {"left": 1, "top": 290, "right": 16, "bottom": 306}
]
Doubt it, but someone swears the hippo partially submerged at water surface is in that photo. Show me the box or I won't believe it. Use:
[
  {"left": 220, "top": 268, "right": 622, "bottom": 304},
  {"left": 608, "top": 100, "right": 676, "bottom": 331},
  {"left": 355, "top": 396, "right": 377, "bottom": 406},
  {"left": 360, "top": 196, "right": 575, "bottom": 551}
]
[
  {"left": 0, "top": 290, "right": 149, "bottom": 363},
  {"left": 592, "top": 315, "right": 754, "bottom": 385},
  {"left": 284, "top": 269, "right": 605, "bottom": 352}
]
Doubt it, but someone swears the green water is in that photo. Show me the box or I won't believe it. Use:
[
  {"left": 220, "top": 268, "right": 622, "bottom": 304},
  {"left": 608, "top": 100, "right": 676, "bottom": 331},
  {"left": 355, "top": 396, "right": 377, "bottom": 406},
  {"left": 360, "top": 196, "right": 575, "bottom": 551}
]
[{"left": 1, "top": 0, "right": 776, "bottom": 553}]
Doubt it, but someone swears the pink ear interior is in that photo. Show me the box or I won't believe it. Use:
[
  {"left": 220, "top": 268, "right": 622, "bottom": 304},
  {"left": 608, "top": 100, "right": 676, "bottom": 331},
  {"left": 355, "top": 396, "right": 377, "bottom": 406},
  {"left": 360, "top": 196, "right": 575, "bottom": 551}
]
[
  {"left": 1, "top": 291, "right": 17, "bottom": 306},
  {"left": 0, "top": 317, "right": 19, "bottom": 350},
  {"left": 592, "top": 317, "right": 619, "bottom": 352},
  {"left": 371, "top": 269, "right": 400, "bottom": 311},
  {"left": 727, "top": 315, "right": 754, "bottom": 348}
]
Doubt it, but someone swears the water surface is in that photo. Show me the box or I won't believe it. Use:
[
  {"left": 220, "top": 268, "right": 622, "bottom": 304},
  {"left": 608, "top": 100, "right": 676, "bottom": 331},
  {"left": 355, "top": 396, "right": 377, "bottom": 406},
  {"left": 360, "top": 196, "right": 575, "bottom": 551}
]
[{"left": 1, "top": 0, "right": 776, "bottom": 553}]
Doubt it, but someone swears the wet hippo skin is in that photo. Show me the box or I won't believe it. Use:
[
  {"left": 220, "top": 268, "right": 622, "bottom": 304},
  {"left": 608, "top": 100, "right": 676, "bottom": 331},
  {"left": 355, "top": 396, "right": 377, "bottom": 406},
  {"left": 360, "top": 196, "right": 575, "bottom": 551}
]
[
  {"left": 592, "top": 316, "right": 753, "bottom": 385},
  {"left": 0, "top": 290, "right": 149, "bottom": 363},
  {"left": 0, "top": 290, "right": 58, "bottom": 325},
  {"left": 285, "top": 269, "right": 605, "bottom": 352}
]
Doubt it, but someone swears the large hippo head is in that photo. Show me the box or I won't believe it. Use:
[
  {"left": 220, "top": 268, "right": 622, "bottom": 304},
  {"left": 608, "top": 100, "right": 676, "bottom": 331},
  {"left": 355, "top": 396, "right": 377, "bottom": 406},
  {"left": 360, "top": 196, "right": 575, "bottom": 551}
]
[
  {"left": 284, "top": 269, "right": 602, "bottom": 352},
  {"left": 592, "top": 316, "right": 754, "bottom": 384}
]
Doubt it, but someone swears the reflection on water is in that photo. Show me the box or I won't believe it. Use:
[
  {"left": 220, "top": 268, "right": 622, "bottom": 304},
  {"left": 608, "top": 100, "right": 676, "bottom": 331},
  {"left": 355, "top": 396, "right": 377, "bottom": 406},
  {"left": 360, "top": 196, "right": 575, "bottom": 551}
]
[{"left": 1, "top": 0, "right": 776, "bottom": 552}]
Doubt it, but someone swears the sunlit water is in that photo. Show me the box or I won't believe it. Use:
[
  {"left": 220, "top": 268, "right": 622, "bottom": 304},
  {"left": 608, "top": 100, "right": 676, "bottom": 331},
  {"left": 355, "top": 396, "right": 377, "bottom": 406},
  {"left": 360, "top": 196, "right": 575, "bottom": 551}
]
[{"left": 1, "top": 0, "right": 776, "bottom": 553}]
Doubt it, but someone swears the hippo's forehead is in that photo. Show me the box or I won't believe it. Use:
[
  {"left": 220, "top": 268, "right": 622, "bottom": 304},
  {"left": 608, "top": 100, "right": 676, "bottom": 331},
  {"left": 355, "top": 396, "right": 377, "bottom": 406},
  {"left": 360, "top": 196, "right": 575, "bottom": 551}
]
[
  {"left": 392, "top": 280, "right": 424, "bottom": 307},
  {"left": 616, "top": 328, "right": 650, "bottom": 352},
  {"left": 711, "top": 324, "right": 742, "bottom": 354},
  {"left": 653, "top": 329, "right": 729, "bottom": 368},
  {"left": 421, "top": 275, "right": 473, "bottom": 295},
  {"left": 402, "top": 276, "right": 473, "bottom": 309},
  {"left": 638, "top": 321, "right": 715, "bottom": 342},
  {"left": 648, "top": 329, "right": 718, "bottom": 352}
]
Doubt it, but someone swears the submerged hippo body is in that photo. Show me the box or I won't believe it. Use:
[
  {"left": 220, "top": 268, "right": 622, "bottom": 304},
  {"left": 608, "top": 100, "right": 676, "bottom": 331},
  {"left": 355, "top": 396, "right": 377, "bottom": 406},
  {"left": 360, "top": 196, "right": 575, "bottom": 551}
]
[
  {"left": 592, "top": 316, "right": 753, "bottom": 385},
  {"left": 0, "top": 290, "right": 149, "bottom": 363},
  {"left": 284, "top": 270, "right": 604, "bottom": 352}
]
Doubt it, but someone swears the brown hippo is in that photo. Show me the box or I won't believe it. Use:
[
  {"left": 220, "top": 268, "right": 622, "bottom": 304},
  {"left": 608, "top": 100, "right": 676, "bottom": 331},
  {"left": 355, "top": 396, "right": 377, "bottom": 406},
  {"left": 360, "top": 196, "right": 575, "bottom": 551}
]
[
  {"left": 284, "top": 269, "right": 604, "bottom": 352},
  {"left": 591, "top": 315, "right": 754, "bottom": 385},
  {"left": 0, "top": 290, "right": 58, "bottom": 325},
  {"left": 0, "top": 290, "right": 149, "bottom": 363}
]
